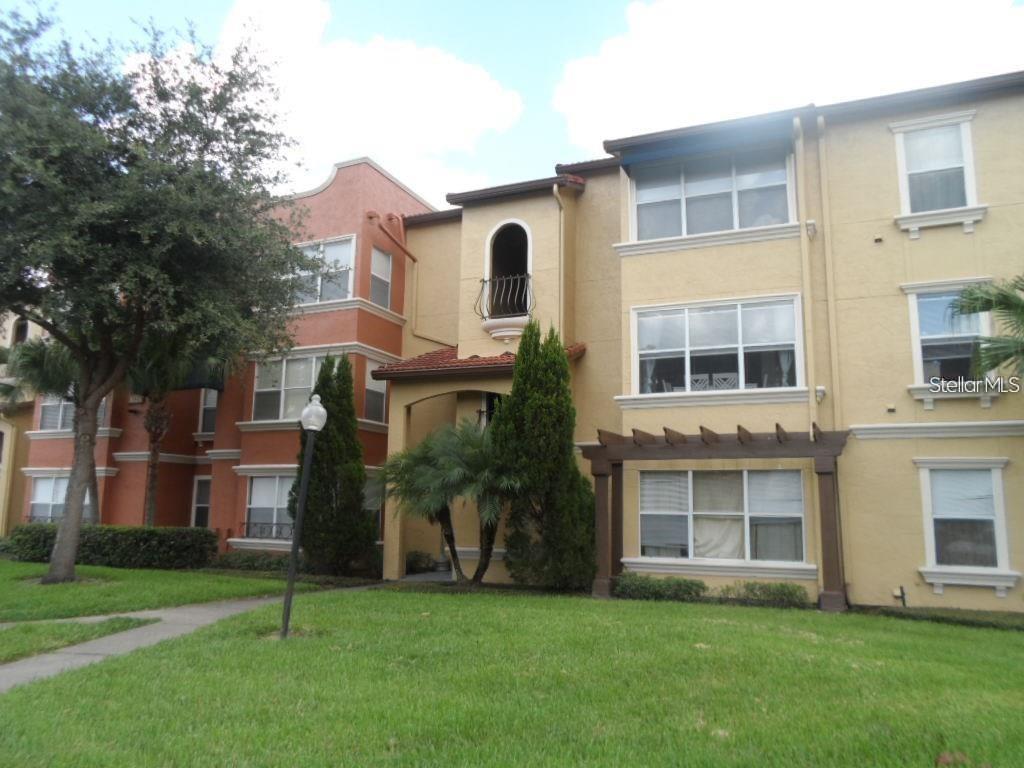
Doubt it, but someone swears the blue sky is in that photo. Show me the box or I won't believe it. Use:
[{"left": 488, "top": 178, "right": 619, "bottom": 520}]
[{"left": 24, "top": 0, "right": 1024, "bottom": 207}]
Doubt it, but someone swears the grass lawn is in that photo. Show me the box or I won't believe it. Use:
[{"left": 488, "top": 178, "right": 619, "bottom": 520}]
[
  {"left": 0, "top": 618, "right": 154, "bottom": 663},
  {"left": 0, "top": 560, "right": 315, "bottom": 621},
  {"left": 1, "top": 590, "right": 1021, "bottom": 767}
]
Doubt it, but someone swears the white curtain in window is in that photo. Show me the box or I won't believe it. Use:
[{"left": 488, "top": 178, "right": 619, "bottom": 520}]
[
  {"left": 693, "top": 515, "right": 744, "bottom": 558},
  {"left": 693, "top": 471, "right": 742, "bottom": 512}
]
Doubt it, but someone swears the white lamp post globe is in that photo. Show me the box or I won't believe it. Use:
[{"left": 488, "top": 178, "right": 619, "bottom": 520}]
[{"left": 300, "top": 394, "right": 328, "bottom": 432}]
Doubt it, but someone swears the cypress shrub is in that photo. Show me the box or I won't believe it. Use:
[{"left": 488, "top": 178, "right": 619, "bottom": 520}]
[
  {"left": 493, "top": 322, "right": 596, "bottom": 590},
  {"left": 613, "top": 572, "right": 708, "bottom": 601},
  {"left": 289, "top": 355, "right": 375, "bottom": 574},
  {"left": 9, "top": 524, "right": 215, "bottom": 569}
]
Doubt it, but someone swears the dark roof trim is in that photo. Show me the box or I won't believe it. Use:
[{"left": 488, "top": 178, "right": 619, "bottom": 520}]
[
  {"left": 819, "top": 69, "right": 1024, "bottom": 118},
  {"left": 404, "top": 208, "right": 463, "bottom": 226},
  {"left": 604, "top": 107, "right": 806, "bottom": 154},
  {"left": 376, "top": 362, "right": 515, "bottom": 381},
  {"left": 555, "top": 157, "right": 620, "bottom": 175},
  {"left": 446, "top": 175, "right": 585, "bottom": 206}
]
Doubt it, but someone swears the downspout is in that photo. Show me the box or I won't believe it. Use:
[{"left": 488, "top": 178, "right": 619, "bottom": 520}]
[
  {"left": 793, "top": 116, "right": 818, "bottom": 437},
  {"left": 552, "top": 184, "right": 565, "bottom": 337},
  {"left": 816, "top": 115, "right": 843, "bottom": 427}
]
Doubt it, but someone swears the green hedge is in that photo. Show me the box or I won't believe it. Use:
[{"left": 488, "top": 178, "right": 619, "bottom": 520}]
[
  {"left": 614, "top": 572, "right": 708, "bottom": 601},
  {"left": 614, "top": 573, "right": 810, "bottom": 609},
  {"left": 718, "top": 581, "right": 810, "bottom": 608},
  {"left": 9, "top": 524, "right": 217, "bottom": 570},
  {"left": 210, "top": 550, "right": 291, "bottom": 572}
]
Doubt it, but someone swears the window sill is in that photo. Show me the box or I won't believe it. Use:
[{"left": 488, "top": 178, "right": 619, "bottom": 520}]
[
  {"left": 358, "top": 419, "right": 389, "bottom": 434},
  {"left": 291, "top": 296, "right": 406, "bottom": 325},
  {"left": 919, "top": 566, "right": 1020, "bottom": 597},
  {"left": 236, "top": 419, "right": 299, "bottom": 432},
  {"left": 192, "top": 431, "right": 215, "bottom": 442},
  {"left": 227, "top": 537, "right": 293, "bottom": 553},
  {"left": 907, "top": 384, "right": 998, "bottom": 410},
  {"left": 622, "top": 557, "right": 818, "bottom": 581},
  {"left": 615, "top": 387, "right": 807, "bottom": 409},
  {"left": 895, "top": 204, "right": 987, "bottom": 239},
  {"left": 25, "top": 427, "right": 123, "bottom": 440},
  {"left": 614, "top": 222, "right": 801, "bottom": 257}
]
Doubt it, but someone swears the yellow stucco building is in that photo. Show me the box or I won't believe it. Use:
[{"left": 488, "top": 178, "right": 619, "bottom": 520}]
[{"left": 375, "top": 72, "right": 1024, "bottom": 613}]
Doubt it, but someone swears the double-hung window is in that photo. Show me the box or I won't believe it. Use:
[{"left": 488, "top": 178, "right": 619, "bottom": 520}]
[
  {"left": 896, "top": 120, "right": 975, "bottom": 214},
  {"left": 246, "top": 476, "right": 293, "bottom": 539},
  {"left": 39, "top": 395, "right": 106, "bottom": 431},
  {"left": 914, "top": 292, "right": 983, "bottom": 383},
  {"left": 364, "top": 361, "right": 386, "bottom": 423},
  {"left": 192, "top": 477, "right": 211, "bottom": 528},
  {"left": 640, "top": 470, "right": 805, "bottom": 562},
  {"left": 633, "top": 149, "right": 792, "bottom": 241},
  {"left": 928, "top": 469, "right": 998, "bottom": 568},
  {"left": 30, "top": 476, "right": 94, "bottom": 523},
  {"left": 635, "top": 297, "right": 799, "bottom": 394},
  {"left": 198, "top": 389, "right": 218, "bottom": 433},
  {"left": 297, "top": 237, "right": 354, "bottom": 304},
  {"left": 370, "top": 248, "right": 392, "bottom": 309},
  {"left": 252, "top": 356, "right": 326, "bottom": 421}
]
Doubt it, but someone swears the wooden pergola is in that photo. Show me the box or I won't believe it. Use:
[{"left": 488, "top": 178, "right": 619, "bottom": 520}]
[{"left": 580, "top": 423, "right": 850, "bottom": 612}]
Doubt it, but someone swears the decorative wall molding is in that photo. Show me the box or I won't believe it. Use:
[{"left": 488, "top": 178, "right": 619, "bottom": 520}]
[
  {"left": 22, "top": 466, "right": 119, "bottom": 477},
  {"left": 248, "top": 341, "right": 402, "bottom": 365},
  {"left": 226, "top": 537, "right": 292, "bottom": 552},
  {"left": 895, "top": 204, "right": 987, "bottom": 239},
  {"left": 615, "top": 387, "right": 808, "bottom": 409},
  {"left": 912, "top": 457, "right": 1009, "bottom": 470},
  {"left": 899, "top": 276, "right": 992, "bottom": 294},
  {"left": 292, "top": 296, "right": 407, "bottom": 326},
  {"left": 481, "top": 315, "right": 529, "bottom": 341},
  {"left": 358, "top": 419, "right": 389, "bottom": 434},
  {"left": 192, "top": 431, "right": 215, "bottom": 442},
  {"left": 907, "top": 384, "right": 997, "bottom": 410},
  {"left": 236, "top": 419, "right": 299, "bottom": 433},
  {"left": 112, "top": 451, "right": 210, "bottom": 465},
  {"left": 851, "top": 420, "right": 1024, "bottom": 439},
  {"left": 918, "top": 566, "right": 1019, "bottom": 598},
  {"left": 621, "top": 557, "right": 818, "bottom": 581},
  {"left": 888, "top": 110, "right": 976, "bottom": 132},
  {"left": 26, "top": 427, "right": 122, "bottom": 441},
  {"left": 206, "top": 449, "right": 242, "bottom": 461},
  {"left": 614, "top": 222, "right": 800, "bottom": 257},
  {"left": 232, "top": 464, "right": 298, "bottom": 477}
]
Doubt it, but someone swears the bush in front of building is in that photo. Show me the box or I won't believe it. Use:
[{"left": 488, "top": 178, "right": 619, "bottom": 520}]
[
  {"left": 404, "top": 550, "right": 436, "bottom": 575},
  {"left": 290, "top": 355, "right": 376, "bottom": 575},
  {"left": 717, "top": 581, "right": 811, "bottom": 608},
  {"left": 613, "top": 572, "right": 709, "bottom": 601},
  {"left": 210, "top": 550, "right": 292, "bottom": 572},
  {"left": 9, "top": 524, "right": 217, "bottom": 569}
]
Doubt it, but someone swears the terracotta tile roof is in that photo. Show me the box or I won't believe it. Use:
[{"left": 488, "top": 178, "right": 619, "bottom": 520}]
[{"left": 372, "top": 343, "right": 586, "bottom": 380}]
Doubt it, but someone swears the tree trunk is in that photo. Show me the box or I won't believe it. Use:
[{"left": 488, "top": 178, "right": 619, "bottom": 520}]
[
  {"left": 472, "top": 520, "right": 498, "bottom": 584},
  {"left": 43, "top": 399, "right": 100, "bottom": 584},
  {"left": 142, "top": 397, "right": 171, "bottom": 527},
  {"left": 435, "top": 506, "right": 467, "bottom": 582}
]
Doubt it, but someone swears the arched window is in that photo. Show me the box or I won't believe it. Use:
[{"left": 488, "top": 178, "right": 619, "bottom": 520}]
[
  {"left": 485, "top": 223, "right": 530, "bottom": 318},
  {"left": 11, "top": 319, "right": 27, "bottom": 347}
]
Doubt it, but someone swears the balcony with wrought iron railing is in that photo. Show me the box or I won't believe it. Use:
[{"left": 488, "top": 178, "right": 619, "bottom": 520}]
[{"left": 474, "top": 273, "right": 533, "bottom": 341}]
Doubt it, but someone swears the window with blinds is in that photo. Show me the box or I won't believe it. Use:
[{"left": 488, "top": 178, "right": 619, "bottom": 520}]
[
  {"left": 640, "top": 469, "right": 804, "bottom": 562},
  {"left": 929, "top": 469, "right": 997, "bottom": 568}
]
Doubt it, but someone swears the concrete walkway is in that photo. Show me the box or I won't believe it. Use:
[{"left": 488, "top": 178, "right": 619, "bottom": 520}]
[{"left": 0, "top": 595, "right": 280, "bottom": 695}]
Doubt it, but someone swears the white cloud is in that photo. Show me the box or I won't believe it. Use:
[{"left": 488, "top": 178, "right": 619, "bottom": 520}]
[
  {"left": 218, "top": 0, "right": 522, "bottom": 206},
  {"left": 554, "top": 0, "right": 1024, "bottom": 153}
]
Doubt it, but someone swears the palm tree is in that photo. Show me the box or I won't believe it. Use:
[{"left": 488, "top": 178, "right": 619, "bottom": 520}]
[
  {"left": 0, "top": 339, "right": 100, "bottom": 519},
  {"left": 955, "top": 277, "right": 1024, "bottom": 375},
  {"left": 381, "top": 418, "right": 520, "bottom": 584},
  {"left": 129, "top": 339, "right": 221, "bottom": 527}
]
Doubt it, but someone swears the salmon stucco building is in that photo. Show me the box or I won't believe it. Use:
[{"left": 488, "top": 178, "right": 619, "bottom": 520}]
[
  {"left": 373, "top": 71, "right": 1024, "bottom": 613},
  {"left": 18, "top": 158, "right": 431, "bottom": 551}
]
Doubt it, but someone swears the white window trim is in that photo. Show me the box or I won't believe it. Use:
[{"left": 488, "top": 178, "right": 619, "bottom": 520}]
[
  {"left": 191, "top": 475, "right": 211, "bottom": 527},
  {"left": 294, "top": 234, "right": 357, "bottom": 306},
  {"left": 890, "top": 111, "right": 986, "bottom": 238},
  {"left": 624, "top": 293, "right": 805, "bottom": 402},
  {"left": 903, "top": 279, "right": 996, "bottom": 409},
  {"left": 252, "top": 355, "right": 326, "bottom": 421},
  {"left": 914, "top": 457, "right": 1018, "bottom": 596},
  {"left": 29, "top": 474, "right": 98, "bottom": 522},
  {"left": 626, "top": 151, "right": 796, "bottom": 246},
  {"left": 243, "top": 474, "right": 293, "bottom": 533},
  {"left": 636, "top": 469, "right": 809, "bottom": 569}
]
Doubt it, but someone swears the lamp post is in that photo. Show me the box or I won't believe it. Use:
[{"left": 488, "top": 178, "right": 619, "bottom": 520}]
[{"left": 280, "top": 394, "right": 328, "bottom": 640}]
